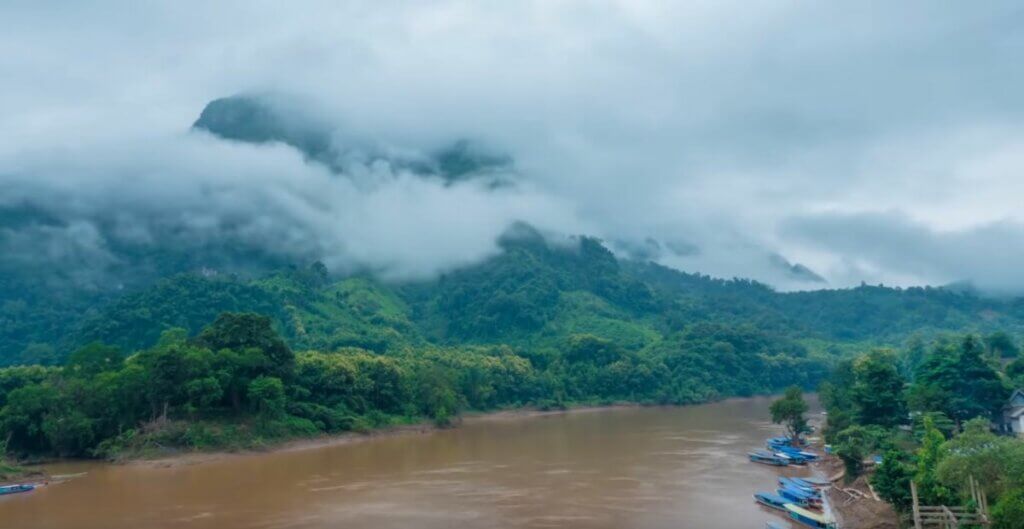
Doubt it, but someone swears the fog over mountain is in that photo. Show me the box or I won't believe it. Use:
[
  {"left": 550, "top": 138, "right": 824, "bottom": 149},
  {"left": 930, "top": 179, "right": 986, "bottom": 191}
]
[{"left": 2, "top": 1, "right": 1024, "bottom": 292}]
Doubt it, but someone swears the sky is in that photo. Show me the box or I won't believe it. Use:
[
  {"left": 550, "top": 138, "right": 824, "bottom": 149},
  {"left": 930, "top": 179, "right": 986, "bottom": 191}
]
[{"left": 2, "top": 1, "right": 1024, "bottom": 292}]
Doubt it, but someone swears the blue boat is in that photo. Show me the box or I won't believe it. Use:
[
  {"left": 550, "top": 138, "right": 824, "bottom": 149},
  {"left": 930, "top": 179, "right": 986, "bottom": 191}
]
[
  {"left": 785, "top": 504, "right": 836, "bottom": 528},
  {"left": 791, "top": 476, "right": 830, "bottom": 489},
  {"left": 775, "top": 451, "right": 808, "bottom": 465},
  {"left": 0, "top": 484, "right": 35, "bottom": 496},
  {"left": 778, "top": 486, "right": 822, "bottom": 508},
  {"left": 774, "top": 445, "right": 819, "bottom": 462},
  {"left": 753, "top": 492, "right": 791, "bottom": 512},
  {"left": 777, "top": 487, "right": 813, "bottom": 507},
  {"left": 749, "top": 450, "right": 789, "bottom": 466},
  {"left": 780, "top": 477, "right": 820, "bottom": 496},
  {"left": 767, "top": 436, "right": 806, "bottom": 448},
  {"left": 790, "top": 474, "right": 831, "bottom": 487}
]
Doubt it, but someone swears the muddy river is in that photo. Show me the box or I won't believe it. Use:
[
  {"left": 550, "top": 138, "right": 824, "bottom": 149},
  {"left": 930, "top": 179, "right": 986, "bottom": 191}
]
[{"left": 0, "top": 397, "right": 821, "bottom": 529}]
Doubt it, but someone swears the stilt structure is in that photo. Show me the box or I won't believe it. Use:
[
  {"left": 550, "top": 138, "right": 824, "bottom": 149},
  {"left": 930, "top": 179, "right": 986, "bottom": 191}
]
[{"left": 910, "top": 477, "right": 990, "bottom": 528}]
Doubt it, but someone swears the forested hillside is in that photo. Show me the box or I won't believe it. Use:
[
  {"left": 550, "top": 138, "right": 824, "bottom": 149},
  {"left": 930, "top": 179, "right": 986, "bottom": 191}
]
[
  {"left": 2, "top": 226, "right": 1024, "bottom": 459},
  {"left": 4, "top": 225, "right": 1021, "bottom": 367}
]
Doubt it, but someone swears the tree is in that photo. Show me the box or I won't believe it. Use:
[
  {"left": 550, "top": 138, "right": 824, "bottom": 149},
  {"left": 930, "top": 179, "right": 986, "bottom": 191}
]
[
  {"left": 915, "top": 415, "right": 955, "bottom": 505},
  {"left": 414, "top": 365, "right": 461, "bottom": 427},
  {"left": 910, "top": 336, "right": 1008, "bottom": 427},
  {"left": 834, "top": 425, "right": 888, "bottom": 480},
  {"left": 932, "top": 418, "right": 1024, "bottom": 510},
  {"left": 852, "top": 349, "right": 907, "bottom": 427},
  {"left": 873, "top": 449, "right": 914, "bottom": 512},
  {"left": 993, "top": 488, "right": 1024, "bottom": 529},
  {"left": 770, "top": 386, "right": 808, "bottom": 442},
  {"left": 185, "top": 377, "right": 223, "bottom": 413},
  {"left": 41, "top": 409, "right": 94, "bottom": 457},
  {"left": 66, "top": 342, "right": 123, "bottom": 378},
  {"left": 564, "top": 334, "right": 626, "bottom": 366},
  {"left": 248, "top": 376, "right": 286, "bottom": 418},
  {"left": 912, "top": 411, "right": 956, "bottom": 439},
  {"left": 196, "top": 313, "right": 294, "bottom": 380},
  {"left": 1007, "top": 357, "right": 1024, "bottom": 381},
  {"left": 0, "top": 383, "right": 58, "bottom": 453},
  {"left": 900, "top": 335, "right": 927, "bottom": 381},
  {"left": 986, "top": 332, "right": 1019, "bottom": 359},
  {"left": 137, "top": 340, "right": 190, "bottom": 420}
]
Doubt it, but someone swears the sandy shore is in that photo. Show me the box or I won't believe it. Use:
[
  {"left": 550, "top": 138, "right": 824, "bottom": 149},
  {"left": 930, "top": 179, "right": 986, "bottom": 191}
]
[{"left": 129, "top": 403, "right": 645, "bottom": 469}]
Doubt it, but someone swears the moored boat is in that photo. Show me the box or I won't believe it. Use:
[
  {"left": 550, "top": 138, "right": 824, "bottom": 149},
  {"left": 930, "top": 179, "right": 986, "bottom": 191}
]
[
  {"left": 785, "top": 504, "right": 836, "bottom": 529},
  {"left": 774, "top": 450, "right": 807, "bottom": 465},
  {"left": 753, "top": 492, "right": 791, "bottom": 512},
  {"left": 791, "top": 476, "right": 830, "bottom": 489},
  {"left": 749, "top": 450, "right": 790, "bottom": 466},
  {"left": 773, "top": 445, "right": 818, "bottom": 462},
  {"left": 777, "top": 486, "right": 816, "bottom": 508},
  {"left": 0, "top": 484, "right": 35, "bottom": 496},
  {"left": 779, "top": 477, "right": 820, "bottom": 497}
]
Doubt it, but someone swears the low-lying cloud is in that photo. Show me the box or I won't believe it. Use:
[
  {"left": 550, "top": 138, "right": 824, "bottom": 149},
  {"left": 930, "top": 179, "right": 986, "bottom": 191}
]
[{"left": 2, "top": 1, "right": 1023, "bottom": 292}]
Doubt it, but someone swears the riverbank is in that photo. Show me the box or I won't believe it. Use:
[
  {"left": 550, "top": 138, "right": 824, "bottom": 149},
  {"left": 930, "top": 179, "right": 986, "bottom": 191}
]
[
  {"left": 0, "top": 460, "right": 48, "bottom": 487},
  {"left": 804, "top": 422, "right": 899, "bottom": 529},
  {"left": 127, "top": 402, "right": 646, "bottom": 469}
]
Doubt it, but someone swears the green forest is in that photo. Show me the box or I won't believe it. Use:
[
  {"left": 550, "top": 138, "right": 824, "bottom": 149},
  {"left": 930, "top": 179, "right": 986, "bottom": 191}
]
[
  {"left": 2, "top": 229, "right": 1024, "bottom": 460},
  {"left": 820, "top": 334, "right": 1024, "bottom": 528}
]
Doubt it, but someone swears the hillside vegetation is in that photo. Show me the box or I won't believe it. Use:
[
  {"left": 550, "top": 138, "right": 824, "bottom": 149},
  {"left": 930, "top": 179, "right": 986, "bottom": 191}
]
[{"left": 2, "top": 229, "right": 1023, "bottom": 458}]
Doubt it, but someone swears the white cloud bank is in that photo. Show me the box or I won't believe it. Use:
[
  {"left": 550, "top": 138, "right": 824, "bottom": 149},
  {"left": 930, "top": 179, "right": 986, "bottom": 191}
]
[{"left": 2, "top": 1, "right": 1023, "bottom": 291}]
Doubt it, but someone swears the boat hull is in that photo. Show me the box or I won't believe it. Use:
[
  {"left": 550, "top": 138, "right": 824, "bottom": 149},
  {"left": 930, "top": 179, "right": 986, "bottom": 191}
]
[{"left": 0, "top": 484, "right": 35, "bottom": 496}]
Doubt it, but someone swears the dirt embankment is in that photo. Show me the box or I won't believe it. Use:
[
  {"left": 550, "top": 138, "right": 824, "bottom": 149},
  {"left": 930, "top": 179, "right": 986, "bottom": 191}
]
[{"left": 806, "top": 424, "right": 900, "bottom": 529}]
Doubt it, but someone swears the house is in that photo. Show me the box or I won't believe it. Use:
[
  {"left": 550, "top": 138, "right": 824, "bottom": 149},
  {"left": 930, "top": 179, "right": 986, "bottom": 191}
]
[{"left": 1003, "top": 389, "right": 1024, "bottom": 436}]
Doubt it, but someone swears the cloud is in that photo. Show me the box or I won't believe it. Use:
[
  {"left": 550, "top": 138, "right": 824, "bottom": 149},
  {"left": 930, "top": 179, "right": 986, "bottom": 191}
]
[
  {"left": 782, "top": 212, "right": 1024, "bottom": 294},
  {"left": 1, "top": 1, "right": 1023, "bottom": 290}
]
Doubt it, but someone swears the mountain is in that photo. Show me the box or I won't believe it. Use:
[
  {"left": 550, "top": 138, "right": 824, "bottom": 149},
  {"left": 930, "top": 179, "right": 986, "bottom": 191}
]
[
  {"left": 5, "top": 222, "right": 1024, "bottom": 460},
  {"left": 2, "top": 223, "right": 1016, "bottom": 365},
  {"left": 193, "top": 94, "right": 513, "bottom": 185}
]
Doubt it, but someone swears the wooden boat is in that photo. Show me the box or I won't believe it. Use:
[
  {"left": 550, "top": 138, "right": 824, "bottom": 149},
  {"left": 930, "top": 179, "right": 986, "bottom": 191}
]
[
  {"left": 775, "top": 451, "right": 807, "bottom": 465},
  {"left": 0, "top": 484, "right": 35, "bottom": 496},
  {"left": 774, "top": 445, "right": 819, "bottom": 462},
  {"left": 779, "top": 484, "right": 822, "bottom": 507},
  {"left": 777, "top": 487, "right": 817, "bottom": 508},
  {"left": 792, "top": 476, "right": 830, "bottom": 489},
  {"left": 780, "top": 477, "right": 820, "bottom": 496},
  {"left": 749, "top": 450, "right": 789, "bottom": 466},
  {"left": 753, "top": 492, "right": 791, "bottom": 512},
  {"left": 785, "top": 504, "right": 836, "bottom": 529}
]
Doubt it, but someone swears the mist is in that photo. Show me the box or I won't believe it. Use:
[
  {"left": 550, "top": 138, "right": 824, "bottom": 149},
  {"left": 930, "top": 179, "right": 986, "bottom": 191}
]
[{"left": 2, "top": 1, "right": 1024, "bottom": 292}]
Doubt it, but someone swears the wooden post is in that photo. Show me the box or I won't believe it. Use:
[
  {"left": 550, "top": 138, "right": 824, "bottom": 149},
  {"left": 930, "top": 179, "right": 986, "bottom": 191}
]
[{"left": 911, "top": 481, "right": 922, "bottom": 529}]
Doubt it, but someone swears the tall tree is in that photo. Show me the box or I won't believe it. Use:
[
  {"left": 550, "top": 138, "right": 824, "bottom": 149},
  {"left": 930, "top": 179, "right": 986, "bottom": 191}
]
[
  {"left": 852, "top": 349, "right": 907, "bottom": 427},
  {"left": 914, "top": 416, "right": 954, "bottom": 505},
  {"left": 195, "top": 312, "right": 294, "bottom": 380},
  {"left": 910, "top": 336, "right": 1008, "bottom": 426},
  {"left": 770, "top": 386, "right": 809, "bottom": 442},
  {"left": 986, "top": 331, "right": 1019, "bottom": 359},
  {"left": 873, "top": 449, "right": 914, "bottom": 512}
]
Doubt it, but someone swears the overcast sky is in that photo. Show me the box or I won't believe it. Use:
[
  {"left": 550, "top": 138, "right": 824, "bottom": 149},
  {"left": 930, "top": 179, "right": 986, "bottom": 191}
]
[{"left": 2, "top": 1, "right": 1024, "bottom": 291}]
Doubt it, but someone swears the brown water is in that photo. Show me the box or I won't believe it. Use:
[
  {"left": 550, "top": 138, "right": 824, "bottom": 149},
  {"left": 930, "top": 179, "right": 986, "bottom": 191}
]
[{"left": 0, "top": 397, "right": 820, "bottom": 529}]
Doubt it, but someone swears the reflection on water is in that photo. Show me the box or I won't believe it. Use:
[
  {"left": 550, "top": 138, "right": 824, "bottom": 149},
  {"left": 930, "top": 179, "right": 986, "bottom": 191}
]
[{"left": 0, "top": 397, "right": 818, "bottom": 529}]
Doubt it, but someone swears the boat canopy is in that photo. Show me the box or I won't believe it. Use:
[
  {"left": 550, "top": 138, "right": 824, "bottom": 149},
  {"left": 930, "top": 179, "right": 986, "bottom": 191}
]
[{"left": 785, "top": 504, "right": 830, "bottom": 524}]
